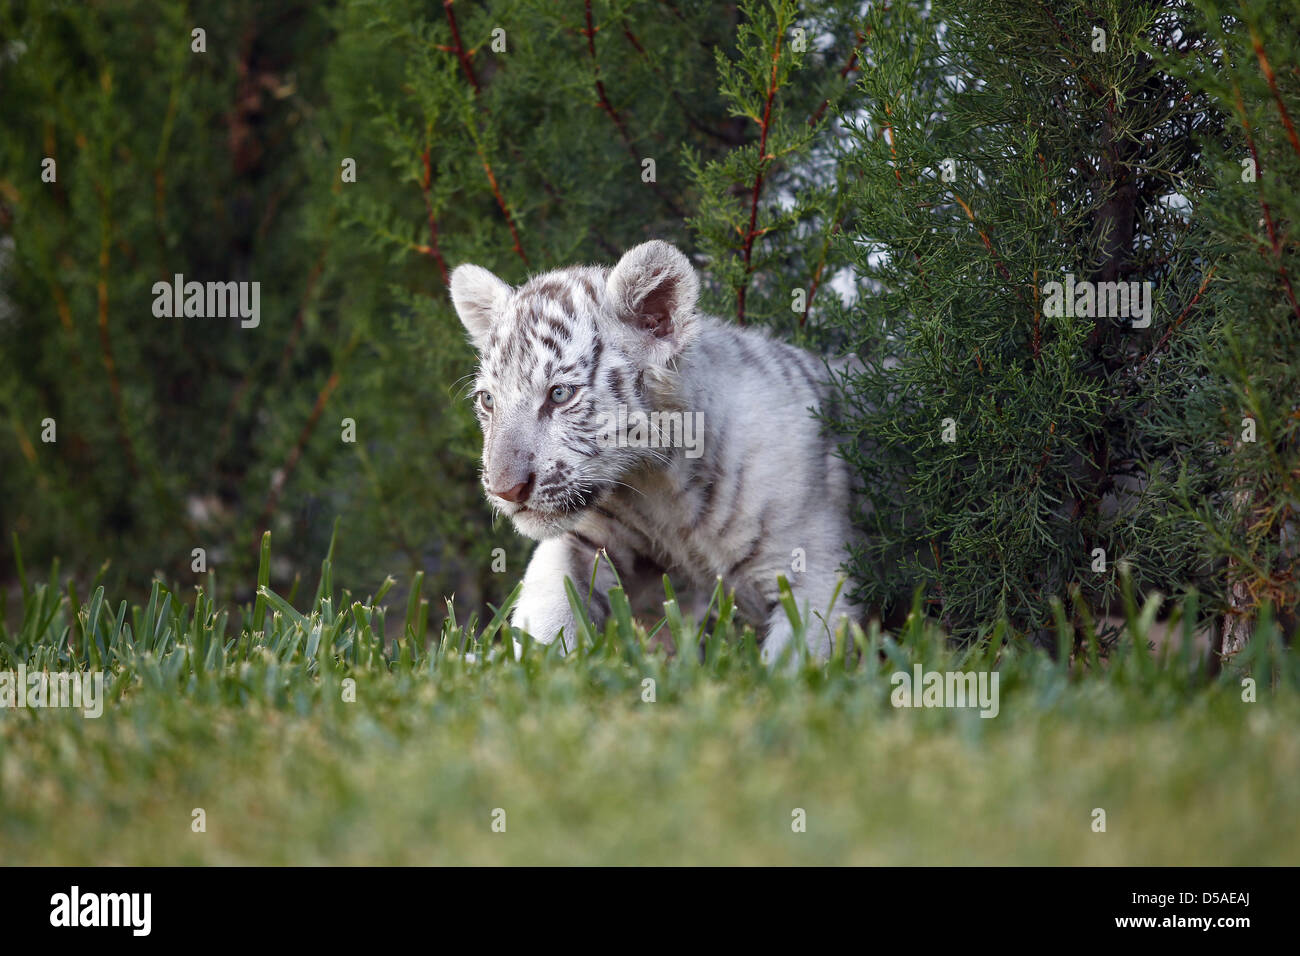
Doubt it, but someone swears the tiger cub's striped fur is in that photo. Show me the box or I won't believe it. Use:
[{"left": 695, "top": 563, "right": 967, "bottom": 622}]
[{"left": 450, "top": 240, "right": 860, "bottom": 662}]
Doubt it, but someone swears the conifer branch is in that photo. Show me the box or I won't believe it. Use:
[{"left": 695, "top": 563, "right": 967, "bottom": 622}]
[
  {"left": 882, "top": 108, "right": 903, "bottom": 186},
  {"left": 1230, "top": 89, "right": 1300, "bottom": 323},
  {"left": 443, "top": 0, "right": 480, "bottom": 93},
  {"left": 1036, "top": 2, "right": 1105, "bottom": 98},
  {"left": 622, "top": 28, "right": 748, "bottom": 146},
  {"left": 948, "top": 188, "right": 1032, "bottom": 337},
  {"left": 475, "top": 144, "right": 529, "bottom": 265},
  {"left": 1248, "top": 25, "right": 1300, "bottom": 159},
  {"left": 418, "top": 146, "right": 450, "bottom": 286},
  {"left": 218, "top": 220, "right": 335, "bottom": 460},
  {"left": 1139, "top": 265, "right": 1217, "bottom": 370},
  {"left": 257, "top": 370, "right": 340, "bottom": 536},
  {"left": 582, "top": 3, "right": 685, "bottom": 219},
  {"left": 804, "top": 220, "right": 842, "bottom": 323},
  {"left": 441, "top": 0, "right": 527, "bottom": 264},
  {"left": 737, "top": 22, "right": 784, "bottom": 324},
  {"left": 583, "top": 2, "right": 633, "bottom": 151},
  {"left": 809, "top": 29, "right": 870, "bottom": 128}
]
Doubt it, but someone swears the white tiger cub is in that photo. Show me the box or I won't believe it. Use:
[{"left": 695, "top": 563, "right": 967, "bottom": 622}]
[{"left": 450, "top": 240, "right": 861, "bottom": 663}]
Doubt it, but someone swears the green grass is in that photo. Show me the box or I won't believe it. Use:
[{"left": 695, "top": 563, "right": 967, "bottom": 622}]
[{"left": 1, "top": 530, "right": 1297, "bottom": 865}]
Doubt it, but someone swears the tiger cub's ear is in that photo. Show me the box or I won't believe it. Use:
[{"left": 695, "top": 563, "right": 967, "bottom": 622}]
[
  {"left": 450, "top": 264, "right": 512, "bottom": 351},
  {"left": 606, "top": 240, "right": 700, "bottom": 364}
]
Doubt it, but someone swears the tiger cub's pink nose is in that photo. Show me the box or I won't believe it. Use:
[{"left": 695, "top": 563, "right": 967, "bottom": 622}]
[{"left": 491, "top": 474, "right": 535, "bottom": 504}]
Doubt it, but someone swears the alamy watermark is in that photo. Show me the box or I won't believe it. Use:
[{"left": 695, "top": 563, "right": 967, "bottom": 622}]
[
  {"left": 890, "top": 664, "right": 1000, "bottom": 718},
  {"left": 1042, "top": 272, "right": 1152, "bottom": 328},
  {"left": 0, "top": 665, "right": 105, "bottom": 718},
  {"left": 598, "top": 404, "right": 704, "bottom": 459},
  {"left": 152, "top": 273, "right": 260, "bottom": 328},
  {"left": 50, "top": 886, "right": 150, "bottom": 936}
]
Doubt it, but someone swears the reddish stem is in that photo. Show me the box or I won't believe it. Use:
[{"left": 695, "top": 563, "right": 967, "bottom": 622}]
[
  {"left": 1139, "top": 265, "right": 1217, "bottom": 369},
  {"left": 1249, "top": 26, "right": 1300, "bottom": 159},
  {"left": 583, "top": 2, "right": 633, "bottom": 149},
  {"left": 419, "top": 147, "right": 451, "bottom": 285},
  {"left": 737, "top": 27, "right": 784, "bottom": 324},
  {"left": 443, "top": 0, "right": 480, "bottom": 93},
  {"left": 441, "top": 0, "right": 527, "bottom": 265}
]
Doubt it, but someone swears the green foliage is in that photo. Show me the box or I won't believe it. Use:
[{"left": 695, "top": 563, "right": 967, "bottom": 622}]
[
  {"left": 811, "top": 1, "right": 1234, "bottom": 641},
  {"left": 0, "top": 0, "right": 369, "bottom": 593},
  {"left": 1156, "top": 0, "right": 1300, "bottom": 639},
  {"left": 686, "top": 0, "right": 868, "bottom": 340}
]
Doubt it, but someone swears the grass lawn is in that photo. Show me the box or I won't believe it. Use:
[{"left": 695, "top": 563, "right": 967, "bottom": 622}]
[{"left": 2, "top": 533, "right": 1297, "bottom": 865}]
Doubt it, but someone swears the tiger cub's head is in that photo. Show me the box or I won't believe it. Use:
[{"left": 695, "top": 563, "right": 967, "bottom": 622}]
[{"left": 450, "top": 240, "right": 700, "bottom": 540}]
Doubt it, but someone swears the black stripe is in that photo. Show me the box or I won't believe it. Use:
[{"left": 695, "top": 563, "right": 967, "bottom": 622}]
[
  {"left": 585, "top": 337, "right": 604, "bottom": 387},
  {"left": 606, "top": 367, "right": 627, "bottom": 403},
  {"left": 546, "top": 316, "right": 573, "bottom": 341}
]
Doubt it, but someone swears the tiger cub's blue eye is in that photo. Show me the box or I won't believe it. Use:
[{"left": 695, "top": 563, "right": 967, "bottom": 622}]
[
  {"left": 479, "top": 391, "right": 494, "bottom": 411},
  {"left": 549, "top": 385, "right": 575, "bottom": 404}
]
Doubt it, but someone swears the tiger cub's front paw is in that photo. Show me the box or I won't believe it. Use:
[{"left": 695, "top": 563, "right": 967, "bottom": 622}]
[{"left": 510, "top": 592, "right": 578, "bottom": 657}]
